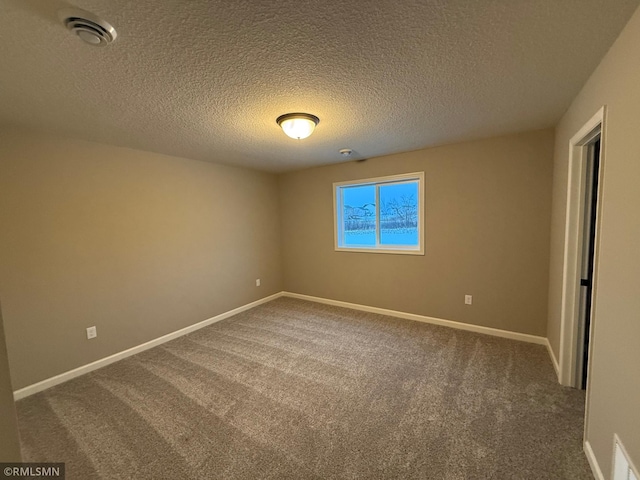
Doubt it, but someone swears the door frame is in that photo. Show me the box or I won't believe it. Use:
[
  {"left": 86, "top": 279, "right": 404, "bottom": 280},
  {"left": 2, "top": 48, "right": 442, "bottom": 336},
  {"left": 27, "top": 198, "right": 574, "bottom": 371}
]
[{"left": 558, "top": 106, "right": 606, "bottom": 388}]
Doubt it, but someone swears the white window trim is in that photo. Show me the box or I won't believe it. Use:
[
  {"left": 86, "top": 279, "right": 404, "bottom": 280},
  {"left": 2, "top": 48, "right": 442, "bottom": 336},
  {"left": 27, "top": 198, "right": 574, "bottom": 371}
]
[{"left": 333, "top": 172, "right": 425, "bottom": 255}]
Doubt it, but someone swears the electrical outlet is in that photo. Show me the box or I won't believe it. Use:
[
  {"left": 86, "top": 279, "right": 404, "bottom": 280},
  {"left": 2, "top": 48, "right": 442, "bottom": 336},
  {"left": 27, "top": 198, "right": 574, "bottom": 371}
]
[
  {"left": 86, "top": 326, "right": 97, "bottom": 339},
  {"left": 256, "top": 278, "right": 261, "bottom": 287},
  {"left": 465, "top": 295, "right": 473, "bottom": 305}
]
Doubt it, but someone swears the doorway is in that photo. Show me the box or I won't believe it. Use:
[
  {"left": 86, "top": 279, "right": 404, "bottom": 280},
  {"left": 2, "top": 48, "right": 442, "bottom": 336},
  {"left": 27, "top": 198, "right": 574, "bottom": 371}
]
[
  {"left": 558, "top": 106, "right": 605, "bottom": 389},
  {"left": 576, "top": 137, "right": 600, "bottom": 389}
]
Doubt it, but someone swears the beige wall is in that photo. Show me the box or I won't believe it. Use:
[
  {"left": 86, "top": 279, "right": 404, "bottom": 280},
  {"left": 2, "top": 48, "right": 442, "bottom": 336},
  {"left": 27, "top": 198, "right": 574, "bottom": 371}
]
[
  {"left": 0, "top": 129, "right": 282, "bottom": 389},
  {"left": 547, "top": 5, "right": 640, "bottom": 477},
  {"left": 0, "top": 301, "right": 21, "bottom": 461},
  {"left": 279, "top": 129, "right": 554, "bottom": 337}
]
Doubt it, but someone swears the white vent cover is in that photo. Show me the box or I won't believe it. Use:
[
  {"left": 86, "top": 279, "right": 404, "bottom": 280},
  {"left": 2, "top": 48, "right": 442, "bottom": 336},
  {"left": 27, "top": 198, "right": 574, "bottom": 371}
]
[
  {"left": 59, "top": 8, "right": 117, "bottom": 46},
  {"left": 613, "top": 435, "right": 639, "bottom": 480}
]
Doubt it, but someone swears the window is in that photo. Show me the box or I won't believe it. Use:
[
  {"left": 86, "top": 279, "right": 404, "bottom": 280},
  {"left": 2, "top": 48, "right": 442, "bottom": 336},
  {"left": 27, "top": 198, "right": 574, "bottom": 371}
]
[{"left": 334, "top": 172, "right": 424, "bottom": 254}]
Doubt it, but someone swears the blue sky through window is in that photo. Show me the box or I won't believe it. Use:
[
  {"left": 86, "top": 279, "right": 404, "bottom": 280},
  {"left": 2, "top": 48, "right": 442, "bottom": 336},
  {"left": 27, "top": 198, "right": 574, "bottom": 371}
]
[
  {"left": 342, "top": 185, "right": 376, "bottom": 246},
  {"left": 340, "top": 180, "right": 419, "bottom": 247},
  {"left": 380, "top": 182, "right": 418, "bottom": 246},
  {"left": 335, "top": 173, "right": 423, "bottom": 253}
]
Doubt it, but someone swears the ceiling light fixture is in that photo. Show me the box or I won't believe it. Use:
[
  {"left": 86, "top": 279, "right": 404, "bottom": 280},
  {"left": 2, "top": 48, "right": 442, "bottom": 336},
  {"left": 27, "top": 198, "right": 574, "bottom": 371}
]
[{"left": 276, "top": 113, "right": 319, "bottom": 140}]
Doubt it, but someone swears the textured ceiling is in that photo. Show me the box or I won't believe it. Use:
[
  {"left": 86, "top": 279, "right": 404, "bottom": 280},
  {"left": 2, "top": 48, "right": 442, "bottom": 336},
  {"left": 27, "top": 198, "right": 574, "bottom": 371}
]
[{"left": 1, "top": 0, "right": 639, "bottom": 172}]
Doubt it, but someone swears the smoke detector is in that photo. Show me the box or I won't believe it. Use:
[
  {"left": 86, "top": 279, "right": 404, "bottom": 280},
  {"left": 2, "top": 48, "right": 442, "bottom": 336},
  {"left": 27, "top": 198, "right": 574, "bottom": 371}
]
[{"left": 59, "top": 8, "right": 117, "bottom": 46}]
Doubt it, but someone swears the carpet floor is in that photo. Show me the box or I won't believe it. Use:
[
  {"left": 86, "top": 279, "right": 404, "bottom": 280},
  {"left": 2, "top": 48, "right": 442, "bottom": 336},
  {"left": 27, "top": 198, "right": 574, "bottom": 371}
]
[{"left": 17, "top": 297, "right": 592, "bottom": 479}]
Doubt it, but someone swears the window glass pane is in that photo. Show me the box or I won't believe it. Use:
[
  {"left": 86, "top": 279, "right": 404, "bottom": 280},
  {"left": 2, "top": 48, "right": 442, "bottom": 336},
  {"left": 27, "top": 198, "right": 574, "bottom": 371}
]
[
  {"left": 334, "top": 173, "right": 423, "bottom": 254},
  {"left": 379, "top": 181, "right": 419, "bottom": 246},
  {"left": 342, "top": 184, "right": 376, "bottom": 246}
]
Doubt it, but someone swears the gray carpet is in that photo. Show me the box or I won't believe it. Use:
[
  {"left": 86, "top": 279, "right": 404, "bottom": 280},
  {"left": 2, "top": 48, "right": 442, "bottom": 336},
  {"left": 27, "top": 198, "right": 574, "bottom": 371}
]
[{"left": 17, "top": 297, "right": 593, "bottom": 479}]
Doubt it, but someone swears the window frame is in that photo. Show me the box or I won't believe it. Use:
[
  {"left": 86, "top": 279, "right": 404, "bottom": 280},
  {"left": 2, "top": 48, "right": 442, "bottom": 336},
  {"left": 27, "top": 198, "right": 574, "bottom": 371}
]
[{"left": 333, "top": 172, "right": 425, "bottom": 255}]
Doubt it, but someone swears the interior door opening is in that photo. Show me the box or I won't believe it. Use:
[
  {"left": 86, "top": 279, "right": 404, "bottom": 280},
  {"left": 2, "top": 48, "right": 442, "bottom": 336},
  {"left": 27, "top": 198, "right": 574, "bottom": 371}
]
[
  {"left": 576, "top": 137, "right": 600, "bottom": 390},
  {"left": 559, "top": 107, "right": 605, "bottom": 390}
]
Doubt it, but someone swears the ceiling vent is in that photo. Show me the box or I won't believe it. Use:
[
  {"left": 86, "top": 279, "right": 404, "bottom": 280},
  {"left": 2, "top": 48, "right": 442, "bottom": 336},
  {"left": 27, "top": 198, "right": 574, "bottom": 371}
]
[{"left": 59, "top": 8, "right": 117, "bottom": 46}]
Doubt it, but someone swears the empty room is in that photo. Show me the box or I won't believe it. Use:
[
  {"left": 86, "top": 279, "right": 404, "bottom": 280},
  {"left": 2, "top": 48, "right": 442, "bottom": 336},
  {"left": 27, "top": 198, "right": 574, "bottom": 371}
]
[{"left": 1, "top": 1, "right": 639, "bottom": 479}]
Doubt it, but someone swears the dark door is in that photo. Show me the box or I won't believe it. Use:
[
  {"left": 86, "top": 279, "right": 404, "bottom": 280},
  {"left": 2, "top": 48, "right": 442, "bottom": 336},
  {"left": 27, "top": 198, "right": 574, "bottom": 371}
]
[{"left": 579, "top": 138, "right": 600, "bottom": 389}]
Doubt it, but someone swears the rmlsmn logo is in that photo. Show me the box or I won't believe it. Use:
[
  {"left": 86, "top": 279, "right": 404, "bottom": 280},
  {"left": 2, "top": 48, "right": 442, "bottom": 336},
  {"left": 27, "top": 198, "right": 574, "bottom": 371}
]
[{"left": 1, "top": 463, "right": 65, "bottom": 479}]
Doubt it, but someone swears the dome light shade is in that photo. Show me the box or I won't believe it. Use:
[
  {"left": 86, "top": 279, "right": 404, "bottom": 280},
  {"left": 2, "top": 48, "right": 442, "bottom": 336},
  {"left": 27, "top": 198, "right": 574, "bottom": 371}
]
[{"left": 276, "top": 113, "right": 319, "bottom": 140}]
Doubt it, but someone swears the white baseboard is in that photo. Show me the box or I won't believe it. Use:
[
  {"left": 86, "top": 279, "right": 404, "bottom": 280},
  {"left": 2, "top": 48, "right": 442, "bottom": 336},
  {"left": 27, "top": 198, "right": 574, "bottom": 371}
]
[
  {"left": 14, "top": 291, "right": 552, "bottom": 400},
  {"left": 545, "top": 338, "right": 561, "bottom": 379},
  {"left": 585, "top": 440, "right": 605, "bottom": 480},
  {"left": 13, "top": 292, "right": 284, "bottom": 400},
  {"left": 282, "top": 292, "right": 547, "bottom": 345}
]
